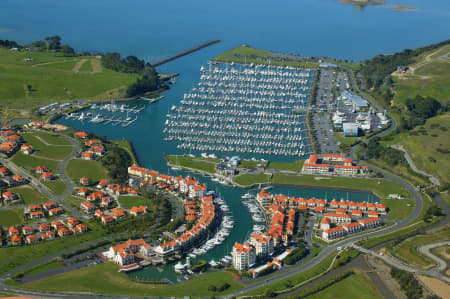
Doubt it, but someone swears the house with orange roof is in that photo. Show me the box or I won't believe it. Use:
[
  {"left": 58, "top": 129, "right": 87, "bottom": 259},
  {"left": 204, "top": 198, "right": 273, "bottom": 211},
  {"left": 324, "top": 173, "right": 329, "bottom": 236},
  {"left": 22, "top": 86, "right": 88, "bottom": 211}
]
[
  {"left": 351, "top": 210, "right": 363, "bottom": 217},
  {"left": 2, "top": 191, "right": 17, "bottom": 202},
  {"left": 74, "top": 224, "right": 87, "bottom": 233},
  {"left": 85, "top": 139, "right": 101, "bottom": 147},
  {"left": 189, "top": 184, "right": 207, "bottom": 199},
  {"left": 81, "top": 152, "right": 94, "bottom": 160},
  {"left": 334, "top": 164, "right": 358, "bottom": 175},
  {"left": 376, "top": 203, "right": 387, "bottom": 213},
  {"left": 314, "top": 206, "right": 325, "bottom": 213},
  {"left": 232, "top": 242, "right": 256, "bottom": 271},
  {"left": 97, "top": 179, "right": 109, "bottom": 189},
  {"left": 87, "top": 190, "right": 104, "bottom": 201},
  {"left": 111, "top": 208, "right": 126, "bottom": 220},
  {"left": 100, "top": 196, "right": 113, "bottom": 208},
  {"left": 302, "top": 162, "right": 330, "bottom": 174},
  {"left": 41, "top": 171, "right": 53, "bottom": 181},
  {"left": 335, "top": 208, "right": 347, "bottom": 215},
  {"left": 51, "top": 221, "right": 66, "bottom": 230},
  {"left": 80, "top": 177, "right": 89, "bottom": 186},
  {"left": 0, "top": 166, "right": 10, "bottom": 176},
  {"left": 30, "top": 210, "right": 44, "bottom": 219},
  {"left": 256, "top": 189, "right": 272, "bottom": 206},
  {"left": 74, "top": 131, "right": 89, "bottom": 139},
  {"left": 21, "top": 144, "right": 34, "bottom": 155},
  {"left": 26, "top": 234, "right": 40, "bottom": 244},
  {"left": 80, "top": 201, "right": 95, "bottom": 214},
  {"left": 368, "top": 211, "right": 379, "bottom": 218},
  {"left": 343, "top": 222, "right": 363, "bottom": 234},
  {"left": 36, "top": 166, "right": 48, "bottom": 174},
  {"left": 322, "top": 154, "right": 346, "bottom": 162},
  {"left": 12, "top": 174, "right": 25, "bottom": 183},
  {"left": 359, "top": 218, "right": 382, "bottom": 229},
  {"left": 24, "top": 120, "right": 44, "bottom": 129},
  {"left": 58, "top": 227, "right": 72, "bottom": 237},
  {"left": 367, "top": 203, "right": 376, "bottom": 211},
  {"left": 130, "top": 206, "right": 148, "bottom": 217},
  {"left": 45, "top": 230, "right": 56, "bottom": 239},
  {"left": 22, "top": 226, "right": 34, "bottom": 235},
  {"left": 128, "top": 164, "right": 148, "bottom": 177},
  {"left": 39, "top": 223, "right": 51, "bottom": 232},
  {"left": 49, "top": 207, "right": 64, "bottom": 216},
  {"left": 250, "top": 232, "right": 274, "bottom": 258},
  {"left": 323, "top": 213, "right": 351, "bottom": 225},
  {"left": 322, "top": 226, "right": 346, "bottom": 241},
  {"left": 42, "top": 202, "right": 58, "bottom": 211},
  {"left": 6, "top": 134, "right": 21, "bottom": 142},
  {"left": 108, "top": 238, "right": 150, "bottom": 265},
  {"left": 321, "top": 217, "right": 330, "bottom": 230},
  {"left": 102, "top": 214, "right": 114, "bottom": 225},
  {"left": 77, "top": 187, "right": 90, "bottom": 197},
  {"left": 11, "top": 235, "right": 22, "bottom": 246},
  {"left": 27, "top": 204, "right": 42, "bottom": 213},
  {"left": 66, "top": 217, "right": 80, "bottom": 228}
]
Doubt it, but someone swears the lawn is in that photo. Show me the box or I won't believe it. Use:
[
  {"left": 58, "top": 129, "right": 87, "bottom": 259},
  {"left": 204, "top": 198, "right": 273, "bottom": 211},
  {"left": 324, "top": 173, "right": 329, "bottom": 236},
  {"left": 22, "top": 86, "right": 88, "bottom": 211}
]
[
  {"left": 381, "top": 113, "right": 450, "bottom": 183},
  {"left": 20, "top": 132, "right": 73, "bottom": 160},
  {"left": 0, "top": 230, "right": 105, "bottom": 276},
  {"left": 267, "top": 160, "right": 305, "bottom": 172},
  {"left": 238, "top": 159, "right": 268, "bottom": 169},
  {"left": 233, "top": 173, "right": 271, "bottom": 186},
  {"left": 64, "top": 195, "right": 84, "bottom": 209},
  {"left": 118, "top": 196, "right": 149, "bottom": 209},
  {"left": 441, "top": 193, "right": 450, "bottom": 207},
  {"left": 79, "top": 59, "right": 93, "bottom": 72},
  {"left": 19, "top": 260, "right": 63, "bottom": 277},
  {"left": 42, "top": 180, "right": 66, "bottom": 196},
  {"left": 11, "top": 151, "right": 59, "bottom": 173},
  {"left": 271, "top": 173, "right": 412, "bottom": 200},
  {"left": 381, "top": 198, "right": 415, "bottom": 221},
  {"left": 304, "top": 272, "right": 382, "bottom": 299},
  {"left": 167, "top": 155, "right": 217, "bottom": 174},
  {"left": 213, "top": 45, "right": 318, "bottom": 68},
  {"left": 8, "top": 185, "right": 48, "bottom": 205},
  {"left": 243, "top": 251, "right": 338, "bottom": 296},
  {"left": 392, "top": 44, "right": 450, "bottom": 106},
  {"left": 0, "top": 48, "right": 138, "bottom": 107},
  {"left": 391, "top": 228, "right": 450, "bottom": 269},
  {"left": 32, "top": 131, "right": 72, "bottom": 146},
  {"left": 66, "top": 159, "right": 108, "bottom": 183},
  {"left": 20, "top": 262, "right": 242, "bottom": 297},
  {"left": 0, "top": 209, "right": 24, "bottom": 226}
]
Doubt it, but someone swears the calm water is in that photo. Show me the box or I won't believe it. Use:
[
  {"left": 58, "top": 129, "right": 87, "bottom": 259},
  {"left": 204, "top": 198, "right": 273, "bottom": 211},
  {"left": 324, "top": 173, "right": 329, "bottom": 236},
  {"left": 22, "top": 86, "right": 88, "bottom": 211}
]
[{"left": 2, "top": 0, "right": 448, "bottom": 281}]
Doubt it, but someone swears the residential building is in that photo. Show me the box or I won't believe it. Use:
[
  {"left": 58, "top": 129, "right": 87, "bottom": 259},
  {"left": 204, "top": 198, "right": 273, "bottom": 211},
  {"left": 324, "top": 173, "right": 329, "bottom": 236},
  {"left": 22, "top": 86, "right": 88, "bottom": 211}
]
[{"left": 232, "top": 242, "right": 256, "bottom": 271}]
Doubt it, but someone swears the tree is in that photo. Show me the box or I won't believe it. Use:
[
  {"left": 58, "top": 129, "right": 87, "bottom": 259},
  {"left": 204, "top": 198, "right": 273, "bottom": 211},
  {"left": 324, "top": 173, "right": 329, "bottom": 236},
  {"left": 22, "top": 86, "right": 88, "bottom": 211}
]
[
  {"left": 61, "top": 44, "right": 75, "bottom": 56},
  {"left": 45, "top": 35, "right": 61, "bottom": 50}
]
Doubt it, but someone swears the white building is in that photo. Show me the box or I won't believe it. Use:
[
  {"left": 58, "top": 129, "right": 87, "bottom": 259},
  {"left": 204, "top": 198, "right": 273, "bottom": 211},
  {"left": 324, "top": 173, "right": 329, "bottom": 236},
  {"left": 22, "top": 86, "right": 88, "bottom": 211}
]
[{"left": 232, "top": 242, "right": 256, "bottom": 271}]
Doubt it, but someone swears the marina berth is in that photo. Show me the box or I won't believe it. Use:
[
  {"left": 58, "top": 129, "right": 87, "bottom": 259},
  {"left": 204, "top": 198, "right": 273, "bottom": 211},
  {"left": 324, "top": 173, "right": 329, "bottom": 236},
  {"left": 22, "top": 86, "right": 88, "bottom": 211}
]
[{"left": 164, "top": 62, "right": 314, "bottom": 158}]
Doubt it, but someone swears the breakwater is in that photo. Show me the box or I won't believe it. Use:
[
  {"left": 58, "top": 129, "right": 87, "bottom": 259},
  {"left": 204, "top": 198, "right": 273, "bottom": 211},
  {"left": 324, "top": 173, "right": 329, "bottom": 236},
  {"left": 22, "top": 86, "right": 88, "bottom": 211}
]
[{"left": 152, "top": 40, "right": 221, "bottom": 67}]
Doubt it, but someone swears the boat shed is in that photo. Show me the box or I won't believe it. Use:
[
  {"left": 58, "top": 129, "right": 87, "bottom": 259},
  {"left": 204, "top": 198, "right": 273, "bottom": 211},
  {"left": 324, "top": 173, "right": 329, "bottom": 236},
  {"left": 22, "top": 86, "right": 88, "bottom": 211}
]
[{"left": 341, "top": 90, "right": 368, "bottom": 109}]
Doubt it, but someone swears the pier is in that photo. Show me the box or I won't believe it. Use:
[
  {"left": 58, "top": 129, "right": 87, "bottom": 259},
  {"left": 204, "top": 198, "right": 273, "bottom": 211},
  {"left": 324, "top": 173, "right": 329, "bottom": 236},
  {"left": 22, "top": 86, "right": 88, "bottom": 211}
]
[{"left": 153, "top": 40, "right": 221, "bottom": 67}]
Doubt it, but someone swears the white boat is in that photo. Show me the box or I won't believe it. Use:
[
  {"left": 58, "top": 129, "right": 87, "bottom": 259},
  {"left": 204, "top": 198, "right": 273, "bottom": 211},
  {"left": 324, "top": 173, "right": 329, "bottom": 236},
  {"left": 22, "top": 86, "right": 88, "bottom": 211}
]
[
  {"left": 174, "top": 262, "right": 185, "bottom": 273},
  {"left": 241, "top": 192, "right": 253, "bottom": 199}
]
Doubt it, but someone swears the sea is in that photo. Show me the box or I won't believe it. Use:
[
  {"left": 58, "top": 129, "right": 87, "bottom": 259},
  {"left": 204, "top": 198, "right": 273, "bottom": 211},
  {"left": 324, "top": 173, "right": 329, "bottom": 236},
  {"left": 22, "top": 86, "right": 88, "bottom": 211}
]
[{"left": 1, "top": 0, "right": 449, "bottom": 281}]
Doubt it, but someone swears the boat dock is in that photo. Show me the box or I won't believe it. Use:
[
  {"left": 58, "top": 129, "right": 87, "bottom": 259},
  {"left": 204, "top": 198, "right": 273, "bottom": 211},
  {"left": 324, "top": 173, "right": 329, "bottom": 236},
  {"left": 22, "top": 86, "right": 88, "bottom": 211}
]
[{"left": 152, "top": 40, "right": 221, "bottom": 67}]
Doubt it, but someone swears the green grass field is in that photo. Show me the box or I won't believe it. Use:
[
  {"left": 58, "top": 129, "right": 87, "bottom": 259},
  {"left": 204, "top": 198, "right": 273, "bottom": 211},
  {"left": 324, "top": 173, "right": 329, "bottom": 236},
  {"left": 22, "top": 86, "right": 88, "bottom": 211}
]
[
  {"left": 304, "top": 272, "right": 382, "bottom": 299},
  {"left": 19, "top": 260, "right": 63, "bottom": 277},
  {"left": 78, "top": 59, "right": 93, "bottom": 72},
  {"left": 233, "top": 173, "right": 271, "bottom": 186},
  {"left": 267, "top": 160, "right": 305, "bottom": 172},
  {"left": 0, "top": 209, "right": 24, "bottom": 226},
  {"left": 0, "top": 48, "right": 137, "bottom": 107},
  {"left": 0, "top": 230, "right": 105, "bottom": 276},
  {"left": 20, "top": 262, "right": 242, "bottom": 297},
  {"left": 381, "top": 198, "right": 415, "bottom": 221},
  {"left": 167, "top": 155, "right": 217, "bottom": 174},
  {"left": 8, "top": 185, "right": 47, "bottom": 205},
  {"left": 64, "top": 196, "right": 84, "bottom": 209},
  {"left": 66, "top": 159, "right": 108, "bottom": 183},
  {"left": 238, "top": 159, "right": 268, "bottom": 169},
  {"left": 32, "top": 131, "right": 72, "bottom": 146},
  {"left": 213, "top": 45, "right": 318, "bottom": 68},
  {"left": 42, "top": 180, "right": 66, "bottom": 196},
  {"left": 21, "top": 132, "right": 73, "bottom": 160},
  {"left": 12, "top": 151, "right": 59, "bottom": 173},
  {"left": 381, "top": 113, "right": 450, "bottom": 183},
  {"left": 118, "top": 196, "right": 149, "bottom": 209},
  {"left": 391, "top": 228, "right": 450, "bottom": 269},
  {"left": 392, "top": 44, "right": 450, "bottom": 106}
]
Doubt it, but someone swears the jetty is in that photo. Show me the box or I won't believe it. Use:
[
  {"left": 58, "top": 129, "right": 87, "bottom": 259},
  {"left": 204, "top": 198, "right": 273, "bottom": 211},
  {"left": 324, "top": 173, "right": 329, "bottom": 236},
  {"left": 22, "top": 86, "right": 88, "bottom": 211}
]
[{"left": 153, "top": 40, "right": 221, "bottom": 67}]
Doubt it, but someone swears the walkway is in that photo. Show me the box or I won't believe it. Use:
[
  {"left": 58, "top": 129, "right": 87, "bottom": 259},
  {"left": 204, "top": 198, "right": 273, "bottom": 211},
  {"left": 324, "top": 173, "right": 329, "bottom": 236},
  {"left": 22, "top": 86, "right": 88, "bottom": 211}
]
[
  {"left": 390, "top": 144, "right": 440, "bottom": 186},
  {"left": 417, "top": 241, "right": 450, "bottom": 273}
]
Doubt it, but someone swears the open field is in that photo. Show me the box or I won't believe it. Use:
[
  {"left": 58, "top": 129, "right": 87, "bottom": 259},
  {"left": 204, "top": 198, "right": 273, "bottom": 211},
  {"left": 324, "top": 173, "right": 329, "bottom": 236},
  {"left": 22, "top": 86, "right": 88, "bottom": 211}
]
[
  {"left": 381, "top": 198, "right": 415, "bottom": 221},
  {"left": 0, "top": 230, "right": 105, "bottom": 276},
  {"left": 167, "top": 155, "right": 217, "bottom": 174},
  {"left": 42, "top": 180, "right": 66, "bottom": 196},
  {"left": 66, "top": 159, "right": 108, "bottom": 183},
  {"left": 267, "top": 160, "right": 305, "bottom": 172},
  {"left": 238, "top": 159, "right": 268, "bottom": 169},
  {"left": 213, "top": 45, "right": 318, "bottom": 68},
  {"left": 11, "top": 151, "right": 59, "bottom": 173},
  {"left": 393, "top": 44, "right": 450, "bottom": 106},
  {"left": 391, "top": 228, "right": 450, "bottom": 269},
  {"left": 417, "top": 275, "right": 450, "bottom": 299},
  {"left": 64, "top": 196, "right": 84, "bottom": 209},
  {"left": 8, "top": 185, "right": 47, "bottom": 205},
  {"left": 233, "top": 173, "right": 271, "bottom": 186},
  {"left": 0, "top": 209, "right": 24, "bottom": 226},
  {"left": 381, "top": 113, "right": 450, "bottom": 183},
  {"left": 117, "top": 196, "right": 149, "bottom": 209},
  {"left": 19, "top": 260, "right": 63, "bottom": 277},
  {"left": 304, "top": 271, "right": 382, "bottom": 299},
  {"left": 21, "top": 132, "right": 73, "bottom": 160},
  {"left": 20, "top": 262, "right": 242, "bottom": 297},
  {"left": 0, "top": 49, "right": 137, "bottom": 107}
]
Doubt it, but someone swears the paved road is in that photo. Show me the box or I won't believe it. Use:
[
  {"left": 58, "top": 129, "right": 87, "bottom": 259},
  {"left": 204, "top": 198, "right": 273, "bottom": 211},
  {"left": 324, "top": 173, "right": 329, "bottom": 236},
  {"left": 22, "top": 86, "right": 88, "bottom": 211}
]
[{"left": 417, "top": 241, "right": 450, "bottom": 273}]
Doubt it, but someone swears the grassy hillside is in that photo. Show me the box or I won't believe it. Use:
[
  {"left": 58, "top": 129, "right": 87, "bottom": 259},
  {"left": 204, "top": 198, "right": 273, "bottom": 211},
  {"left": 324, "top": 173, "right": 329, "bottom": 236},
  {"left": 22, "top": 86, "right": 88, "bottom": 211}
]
[
  {"left": 0, "top": 48, "right": 137, "bottom": 108},
  {"left": 392, "top": 44, "right": 450, "bottom": 106},
  {"left": 382, "top": 113, "right": 450, "bottom": 183}
]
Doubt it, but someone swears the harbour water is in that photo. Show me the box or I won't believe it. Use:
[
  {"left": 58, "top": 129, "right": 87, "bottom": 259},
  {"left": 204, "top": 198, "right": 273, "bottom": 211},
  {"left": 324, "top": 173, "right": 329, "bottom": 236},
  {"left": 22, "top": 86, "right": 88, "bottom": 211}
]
[{"left": 2, "top": 0, "right": 449, "bottom": 282}]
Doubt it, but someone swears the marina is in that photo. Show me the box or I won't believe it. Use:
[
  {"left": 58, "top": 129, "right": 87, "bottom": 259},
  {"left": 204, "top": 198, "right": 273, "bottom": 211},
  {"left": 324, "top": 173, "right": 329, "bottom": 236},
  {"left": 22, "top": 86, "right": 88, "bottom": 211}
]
[
  {"left": 164, "top": 62, "right": 314, "bottom": 158},
  {"left": 64, "top": 103, "right": 145, "bottom": 128}
]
